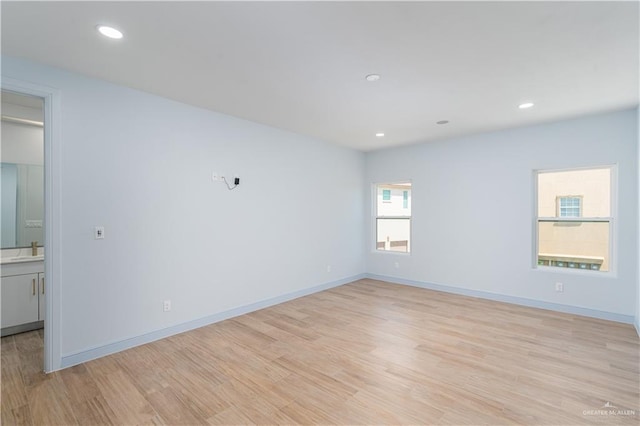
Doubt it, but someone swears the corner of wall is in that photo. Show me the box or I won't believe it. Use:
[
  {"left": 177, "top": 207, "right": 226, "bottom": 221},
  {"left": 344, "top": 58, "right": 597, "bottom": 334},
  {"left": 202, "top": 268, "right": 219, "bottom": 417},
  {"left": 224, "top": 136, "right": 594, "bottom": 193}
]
[{"left": 636, "top": 105, "right": 640, "bottom": 338}]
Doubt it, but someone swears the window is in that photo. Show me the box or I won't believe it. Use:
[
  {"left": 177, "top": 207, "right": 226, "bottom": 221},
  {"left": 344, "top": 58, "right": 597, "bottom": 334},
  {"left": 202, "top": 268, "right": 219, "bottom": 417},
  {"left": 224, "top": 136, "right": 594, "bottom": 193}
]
[
  {"left": 557, "top": 196, "right": 581, "bottom": 217},
  {"left": 535, "top": 167, "right": 612, "bottom": 272},
  {"left": 376, "top": 183, "right": 411, "bottom": 253}
]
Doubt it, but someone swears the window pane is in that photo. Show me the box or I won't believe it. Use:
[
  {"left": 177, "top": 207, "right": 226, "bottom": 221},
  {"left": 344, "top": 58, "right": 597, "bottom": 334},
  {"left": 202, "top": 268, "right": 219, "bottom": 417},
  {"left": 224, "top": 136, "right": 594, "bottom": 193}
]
[
  {"left": 377, "top": 184, "right": 411, "bottom": 217},
  {"left": 377, "top": 218, "right": 410, "bottom": 253},
  {"left": 376, "top": 183, "right": 411, "bottom": 252},
  {"left": 538, "top": 221, "right": 609, "bottom": 271},
  {"left": 558, "top": 197, "right": 581, "bottom": 217},
  {"left": 560, "top": 206, "right": 579, "bottom": 217},
  {"left": 538, "top": 169, "right": 610, "bottom": 217}
]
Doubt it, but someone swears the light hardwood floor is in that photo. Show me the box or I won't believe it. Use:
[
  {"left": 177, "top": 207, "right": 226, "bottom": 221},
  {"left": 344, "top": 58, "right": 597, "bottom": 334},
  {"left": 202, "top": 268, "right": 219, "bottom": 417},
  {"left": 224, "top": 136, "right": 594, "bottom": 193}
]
[{"left": 1, "top": 279, "right": 639, "bottom": 425}]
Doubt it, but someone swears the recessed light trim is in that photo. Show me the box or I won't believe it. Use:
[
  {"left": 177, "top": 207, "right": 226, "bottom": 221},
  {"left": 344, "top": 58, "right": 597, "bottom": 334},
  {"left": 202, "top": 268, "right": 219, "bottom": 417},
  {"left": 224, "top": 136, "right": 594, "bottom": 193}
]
[
  {"left": 375, "top": 132, "right": 385, "bottom": 137},
  {"left": 436, "top": 120, "right": 449, "bottom": 125},
  {"left": 365, "top": 74, "right": 381, "bottom": 82},
  {"left": 97, "top": 25, "right": 123, "bottom": 39},
  {"left": 518, "top": 102, "right": 534, "bottom": 109}
]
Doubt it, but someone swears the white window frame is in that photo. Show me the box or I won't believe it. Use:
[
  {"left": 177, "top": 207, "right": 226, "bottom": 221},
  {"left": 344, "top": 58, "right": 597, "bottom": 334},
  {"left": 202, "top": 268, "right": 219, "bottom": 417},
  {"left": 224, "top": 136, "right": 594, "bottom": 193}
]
[
  {"left": 373, "top": 181, "right": 412, "bottom": 255},
  {"left": 533, "top": 165, "right": 617, "bottom": 275}
]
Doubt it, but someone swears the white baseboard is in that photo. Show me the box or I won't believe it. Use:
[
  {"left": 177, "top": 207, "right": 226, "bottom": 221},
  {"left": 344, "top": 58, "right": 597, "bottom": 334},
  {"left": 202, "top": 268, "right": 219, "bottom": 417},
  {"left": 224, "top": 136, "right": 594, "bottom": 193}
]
[
  {"left": 60, "top": 274, "right": 365, "bottom": 369},
  {"left": 58, "top": 272, "right": 637, "bottom": 369},
  {"left": 366, "top": 274, "right": 635, "bottom": 324}
]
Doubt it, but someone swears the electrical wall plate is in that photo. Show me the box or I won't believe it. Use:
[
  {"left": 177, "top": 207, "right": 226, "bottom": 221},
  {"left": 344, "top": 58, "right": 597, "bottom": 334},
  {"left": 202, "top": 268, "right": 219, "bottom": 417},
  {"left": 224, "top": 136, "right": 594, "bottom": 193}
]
[{"left": 94, "top": 226, "right": 105, "bottom": 239}]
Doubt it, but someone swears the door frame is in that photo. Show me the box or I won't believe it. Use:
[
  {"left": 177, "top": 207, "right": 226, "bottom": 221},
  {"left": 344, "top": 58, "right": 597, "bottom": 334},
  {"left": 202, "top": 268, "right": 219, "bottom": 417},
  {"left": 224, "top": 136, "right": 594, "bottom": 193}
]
[{"left": 3, "top": 78, "right": 61, "bottom": 372}]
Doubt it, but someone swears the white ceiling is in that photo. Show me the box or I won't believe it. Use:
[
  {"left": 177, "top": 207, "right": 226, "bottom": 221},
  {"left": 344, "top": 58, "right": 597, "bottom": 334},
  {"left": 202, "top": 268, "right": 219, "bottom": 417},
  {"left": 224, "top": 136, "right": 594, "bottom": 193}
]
[{"left": 2, "top": 1, "right": 638, "bottom": 151}]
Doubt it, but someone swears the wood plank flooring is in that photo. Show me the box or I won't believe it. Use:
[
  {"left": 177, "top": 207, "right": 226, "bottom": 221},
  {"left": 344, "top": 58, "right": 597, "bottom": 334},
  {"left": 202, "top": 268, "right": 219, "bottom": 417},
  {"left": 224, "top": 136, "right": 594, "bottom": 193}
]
[{"left": 2, "top": 279, "right": 639, "bottom": 425}]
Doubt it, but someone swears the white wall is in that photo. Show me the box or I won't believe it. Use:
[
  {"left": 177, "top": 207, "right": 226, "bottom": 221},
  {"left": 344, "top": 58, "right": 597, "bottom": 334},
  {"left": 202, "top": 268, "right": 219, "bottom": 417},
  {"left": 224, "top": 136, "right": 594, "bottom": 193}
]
[
  {"left": 365, "top": 109, "right": 638, "bottom": 318},
  {"left": 2, "top": 54, "right": 637, "bottom": 366},
  {"left": 2, "top": 56, "right": 365, "bottom": 358},
  {"left": 636, "top": 105, "right": 640, "bottom": 335}
]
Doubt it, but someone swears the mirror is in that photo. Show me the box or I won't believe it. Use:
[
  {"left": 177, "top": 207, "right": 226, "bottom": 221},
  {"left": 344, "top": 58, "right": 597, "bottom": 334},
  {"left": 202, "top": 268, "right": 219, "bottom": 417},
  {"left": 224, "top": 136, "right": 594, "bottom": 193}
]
[
  {"left": 1, "top": 91, "right": 44, "bottom": 249},
  {"left": 1, "top": 163, "right": 44, "bottom": 248}
]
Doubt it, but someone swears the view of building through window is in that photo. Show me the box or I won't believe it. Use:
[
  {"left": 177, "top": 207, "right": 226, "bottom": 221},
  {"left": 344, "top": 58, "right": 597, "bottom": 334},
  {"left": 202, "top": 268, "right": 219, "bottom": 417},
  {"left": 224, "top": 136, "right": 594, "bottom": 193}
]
[
  {"left": 558, "top": 196, "right": 581, "bottom": 217},
  {"left": 376, "top": 182, "right": 411, "bottom": 253},
  {"left": 536, "top": 167, "right": 611, "bottom": 271}
]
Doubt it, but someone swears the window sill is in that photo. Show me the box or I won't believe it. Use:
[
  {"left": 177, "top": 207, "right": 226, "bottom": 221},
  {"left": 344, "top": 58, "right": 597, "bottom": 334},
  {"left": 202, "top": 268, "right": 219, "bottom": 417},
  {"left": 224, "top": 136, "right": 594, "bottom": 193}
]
[
  {"left": 532, "top": 265, "right": 617, "bottom": 279},
  {"left": 372, "top": 250, "right": 411, "bottom": 256}
]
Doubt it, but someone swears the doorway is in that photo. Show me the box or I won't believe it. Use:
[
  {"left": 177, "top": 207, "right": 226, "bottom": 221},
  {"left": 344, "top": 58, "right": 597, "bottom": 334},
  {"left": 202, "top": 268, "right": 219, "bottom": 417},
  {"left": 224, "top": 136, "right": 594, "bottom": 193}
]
[
  {"left": 1, "top": 81, "right": 59, "bottom": 373},
  {"left": 1, "top": 90, "right": 46, "bottom": 370}
]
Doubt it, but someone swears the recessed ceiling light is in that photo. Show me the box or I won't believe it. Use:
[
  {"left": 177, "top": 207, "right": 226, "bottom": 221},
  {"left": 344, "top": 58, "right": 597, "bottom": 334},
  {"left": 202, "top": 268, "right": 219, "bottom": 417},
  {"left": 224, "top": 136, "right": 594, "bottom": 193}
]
[
  {"left": 365, "top": 74, "right": 381, "bottom": 82},
  {"left": 375, "top": 132, "right": 385, "bottom": 137},
  {"left": 97, "top": 25, "right": 123, "bottom": 39},
  {"left": 518, "top": 102, "right": 534, "bottom": 109},
  {"left": 436, "top": 120, "right": 449, "bottom": 125}
]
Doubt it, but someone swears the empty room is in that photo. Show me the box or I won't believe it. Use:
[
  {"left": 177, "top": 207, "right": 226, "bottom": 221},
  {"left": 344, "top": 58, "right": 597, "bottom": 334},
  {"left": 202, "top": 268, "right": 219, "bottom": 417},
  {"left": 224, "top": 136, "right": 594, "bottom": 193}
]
[{"left": 1, "top": 1, "right": 638, "bottom": 425}]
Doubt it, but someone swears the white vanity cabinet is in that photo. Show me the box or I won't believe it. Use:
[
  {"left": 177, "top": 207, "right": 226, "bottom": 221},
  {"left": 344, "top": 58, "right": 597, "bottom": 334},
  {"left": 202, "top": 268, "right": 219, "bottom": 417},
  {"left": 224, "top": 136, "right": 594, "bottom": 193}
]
[
  {"left": 1, "top": 260, "right": 45, "bottom": 336},
  {"left": 2, "top": 273, "right": 39, "bottom": 327},
  {"left": 38, "top": 273, "right": 45, "bottom": 321}
]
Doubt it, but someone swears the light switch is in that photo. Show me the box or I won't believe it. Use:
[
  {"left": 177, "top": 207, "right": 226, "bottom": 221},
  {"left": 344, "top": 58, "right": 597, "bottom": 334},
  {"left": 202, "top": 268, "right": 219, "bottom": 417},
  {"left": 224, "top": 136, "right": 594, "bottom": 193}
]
[{"left": 95, "top": 226, "right": 105, "bottom": 239}]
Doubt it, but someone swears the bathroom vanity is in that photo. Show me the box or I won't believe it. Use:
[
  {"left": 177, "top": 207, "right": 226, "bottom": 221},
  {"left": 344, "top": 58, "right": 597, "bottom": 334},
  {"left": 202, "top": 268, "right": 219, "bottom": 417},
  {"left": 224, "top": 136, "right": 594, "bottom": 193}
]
[{"left": 1, "top": 256, "right": 45, "bottom": 337}]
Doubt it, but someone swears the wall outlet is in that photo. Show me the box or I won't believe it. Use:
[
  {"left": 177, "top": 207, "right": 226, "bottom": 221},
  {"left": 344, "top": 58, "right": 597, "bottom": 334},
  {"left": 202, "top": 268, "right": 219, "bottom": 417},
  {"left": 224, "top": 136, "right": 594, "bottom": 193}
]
[
  {"left": 555, "top": 282, "right": 564, "bottom": 292},
  {"left": 94, "top": 226, "right": 105, "bottom": 239},
  {"left": 394, "top": 262, "right": 400, "bottom": 269},
  {"left": 163, "top": 300, "right": 171, "bottom": 312},
  {"left": 327, "top": 265, "right": 331, "bottom": 273}
]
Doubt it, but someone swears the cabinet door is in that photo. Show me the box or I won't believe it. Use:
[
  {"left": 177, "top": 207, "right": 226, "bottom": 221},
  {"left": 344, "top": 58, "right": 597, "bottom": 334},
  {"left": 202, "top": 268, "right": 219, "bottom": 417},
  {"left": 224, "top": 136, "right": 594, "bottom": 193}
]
[
  {"left": 38, "top": 273, "right": 45, "bottom": 321},
  {"left": 1, "top": 274, "right": 39, "bottom": 328}
]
